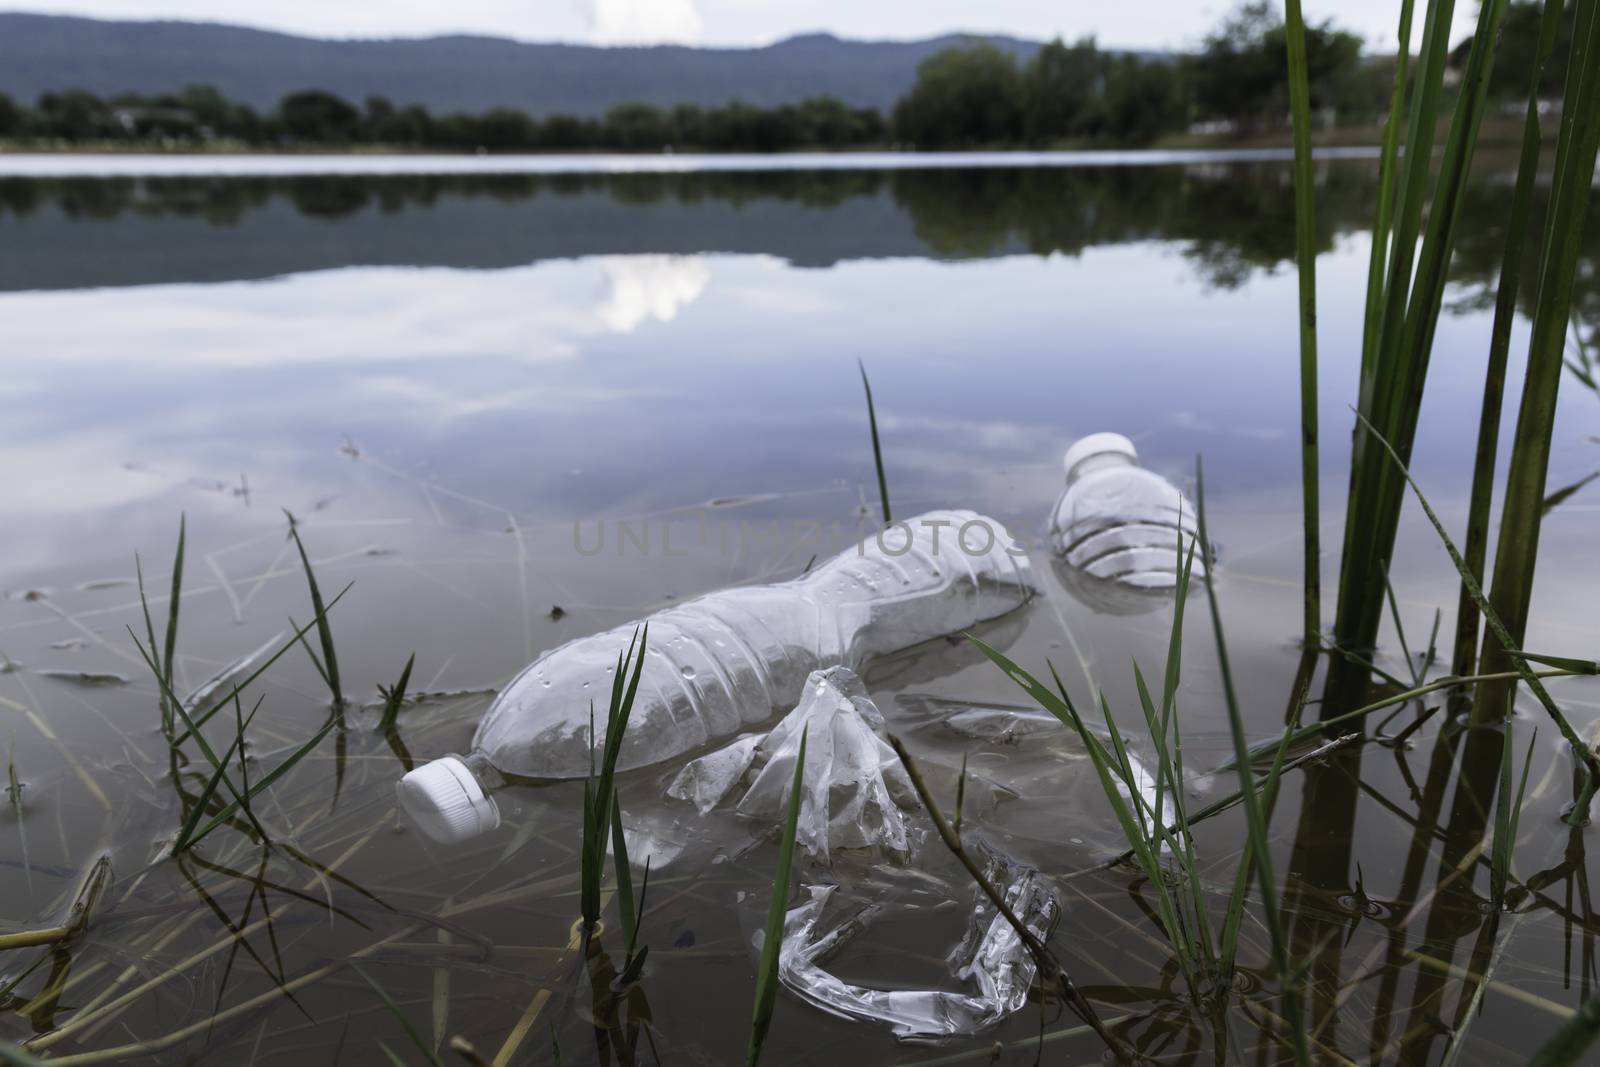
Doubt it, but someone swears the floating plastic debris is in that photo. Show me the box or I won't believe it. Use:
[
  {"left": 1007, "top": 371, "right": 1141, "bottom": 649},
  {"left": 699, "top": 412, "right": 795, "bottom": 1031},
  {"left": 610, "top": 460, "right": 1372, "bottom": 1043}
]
[
  {"left": 34, "top": 669, "right": 129, "bottom": 688},
  {"left": 667, "top": 667, "right": 916, "bottom": 861},
  {"left": 1049, "top": 433, "right": 1204, "bottom": 611},
  {"left": 181, "top": 633, "right": 284, "bottom": 716},
  {"left": 400, "top": 511, "right": 1035, "bottom": 841},
  {"left": 777, "top": 845, "right": 1058, "bottom": 1040}
]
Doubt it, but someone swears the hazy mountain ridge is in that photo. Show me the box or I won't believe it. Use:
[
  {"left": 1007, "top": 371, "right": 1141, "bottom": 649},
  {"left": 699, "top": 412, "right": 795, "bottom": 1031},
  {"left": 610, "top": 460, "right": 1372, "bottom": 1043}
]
[{"left": 0, "top": 13, "right": 1058, "bottom": 115}]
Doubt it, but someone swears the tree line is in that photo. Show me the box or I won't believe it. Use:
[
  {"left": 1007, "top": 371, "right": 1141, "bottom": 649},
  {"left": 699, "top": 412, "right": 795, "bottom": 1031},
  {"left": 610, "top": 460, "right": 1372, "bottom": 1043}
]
[{"left": 0, "top": 2, "right": 1544, "bottom": 152}]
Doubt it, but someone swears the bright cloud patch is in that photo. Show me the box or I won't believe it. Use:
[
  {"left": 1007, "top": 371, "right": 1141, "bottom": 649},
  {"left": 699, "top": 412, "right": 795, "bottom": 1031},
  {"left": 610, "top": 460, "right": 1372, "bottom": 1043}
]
[{"left": 584, "top": 0, "right": 702, "bottom": 44}]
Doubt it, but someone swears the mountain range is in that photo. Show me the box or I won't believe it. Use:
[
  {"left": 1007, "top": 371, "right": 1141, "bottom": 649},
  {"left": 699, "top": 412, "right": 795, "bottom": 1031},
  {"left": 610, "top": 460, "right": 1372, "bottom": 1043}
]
[{"left": 0, "top": 13, "right": 1050, "bottom": 116}]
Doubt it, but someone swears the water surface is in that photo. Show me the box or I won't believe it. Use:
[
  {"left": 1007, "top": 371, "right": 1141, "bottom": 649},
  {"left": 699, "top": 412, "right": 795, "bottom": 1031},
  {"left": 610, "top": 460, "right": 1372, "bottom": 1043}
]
[{"left": 1, "top": 151, "right": 1598, "bottom": 1065}]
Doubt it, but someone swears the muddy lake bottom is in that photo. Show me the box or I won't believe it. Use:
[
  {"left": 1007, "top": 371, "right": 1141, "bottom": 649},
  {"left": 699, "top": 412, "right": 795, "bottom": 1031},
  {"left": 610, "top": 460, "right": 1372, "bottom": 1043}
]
[{"left": 1, "top": 151, "right": 1599, "bottom": 1064}]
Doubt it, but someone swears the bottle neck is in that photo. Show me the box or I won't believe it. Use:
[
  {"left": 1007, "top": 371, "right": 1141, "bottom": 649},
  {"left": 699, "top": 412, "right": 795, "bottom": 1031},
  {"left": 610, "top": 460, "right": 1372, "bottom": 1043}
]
[
  {"left": 1068, "top": 452, "right": 1136, "bottom": 485},
  {"left": 460, "top": 749, "right": 506, "bottom": 792}
]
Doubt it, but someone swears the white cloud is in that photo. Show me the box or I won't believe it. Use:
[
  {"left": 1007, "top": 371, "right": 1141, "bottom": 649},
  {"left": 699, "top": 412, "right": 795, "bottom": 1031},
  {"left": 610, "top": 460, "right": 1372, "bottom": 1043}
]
[
  {"left": 583, "top": 0, "right": 702, "bottom": 45},
  {"left": 596, "top": 255, "right": 711, "bottom": 332}
]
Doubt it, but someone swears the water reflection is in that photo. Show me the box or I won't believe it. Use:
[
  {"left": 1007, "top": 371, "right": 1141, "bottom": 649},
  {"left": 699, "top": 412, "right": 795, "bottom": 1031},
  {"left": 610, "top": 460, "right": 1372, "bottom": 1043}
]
[{"left": 8, "top": 165, "right": 1593, "bottom": 313}]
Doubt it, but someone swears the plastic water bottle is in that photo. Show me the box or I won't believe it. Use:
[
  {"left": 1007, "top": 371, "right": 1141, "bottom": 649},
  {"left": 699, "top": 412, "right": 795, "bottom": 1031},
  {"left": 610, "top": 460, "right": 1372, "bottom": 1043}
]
[
  {"left": 1048, "top": 433, "right": 1204, "bottom": 590},
  {"left": 398, "top": 510, "right": 1036, "bottom": 842}
]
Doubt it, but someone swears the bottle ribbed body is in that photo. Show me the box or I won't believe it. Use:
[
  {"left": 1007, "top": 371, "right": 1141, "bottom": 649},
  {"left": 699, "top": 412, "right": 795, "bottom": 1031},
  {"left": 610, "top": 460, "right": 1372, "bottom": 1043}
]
[
  {"left": 470, "top": 509, "right": 1034, "bottom": 779},
  {"left": 1049, "top": 464, "right": 1203, "bottom": 588}
]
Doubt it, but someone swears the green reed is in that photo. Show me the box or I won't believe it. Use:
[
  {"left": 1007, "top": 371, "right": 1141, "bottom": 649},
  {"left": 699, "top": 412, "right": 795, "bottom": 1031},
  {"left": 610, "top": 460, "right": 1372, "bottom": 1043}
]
[
  {"left": 1327, "top": 0, "right": 1513, "bottom": 710},
  {"left": 134, "top": 515, "right": 185, "bottom": 737},
  {"left": 970, "top": 524, "right": 1307, "bottom": 1064},
  {"left": 1475, "top": 0, "right": 1600, "bottom": 726},
  {"left": 746, "top": 725, "right": 806, "bottom": 1067},
  {"left": 284, "top": 510, "right": 345, "bottom": 711},
  {"left": 1360, "top": 411, "right": 1600, "bottom": 815},
  {"left": 581, "top": 625, "right": 647, "bottom": 934},
  {"left": 1284, "top": 0, "right": 1321, "bottom": 647},
  {"left": 858, "top": 359, "right": 891, "bottom": 524},
  {"left": 1452, "top": 0, "right": 1570, "bottom": 680}
]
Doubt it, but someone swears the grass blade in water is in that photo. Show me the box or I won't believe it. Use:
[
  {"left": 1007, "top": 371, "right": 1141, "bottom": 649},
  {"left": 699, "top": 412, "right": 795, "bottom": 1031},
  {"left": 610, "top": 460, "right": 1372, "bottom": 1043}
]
[{"left": 747, "top": 725, "right": 806, "bottom": 1067}]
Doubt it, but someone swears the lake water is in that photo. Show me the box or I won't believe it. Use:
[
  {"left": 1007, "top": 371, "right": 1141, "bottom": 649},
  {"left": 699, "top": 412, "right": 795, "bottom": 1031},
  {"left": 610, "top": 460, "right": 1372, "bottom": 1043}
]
[{"left": 1, "top": 151, "right": 1597, "bottom": 1065}]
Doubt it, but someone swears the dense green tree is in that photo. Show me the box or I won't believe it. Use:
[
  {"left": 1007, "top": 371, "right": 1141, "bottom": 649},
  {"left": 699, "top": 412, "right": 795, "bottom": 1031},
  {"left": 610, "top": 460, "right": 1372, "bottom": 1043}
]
[
  {"left": 1189, "top": 2, "right": 1366, "bottom": 129},
  {"left": 1104, "top": 56, "right": 1187, "bottom": 143},
  {"left": 893, "top": 42, "right": 1024, "bottom": 148},
  {"left": 277, "top": 90, "right": 361, "bottom": 143},
  {"left": 0, "top": 92, "right": 21, "bottom": 138},
  {"left": 179, "top": 84, "right": 262, "bottom": 140},
  {"left": 605, "top": 102, "right": 671, "bottom": 150},
  {"left": 36, "top": 90, "right": 119, "bottom": 140},
  {"left": 1021, "top": 37, "right": 1108, "bottom": 143}
]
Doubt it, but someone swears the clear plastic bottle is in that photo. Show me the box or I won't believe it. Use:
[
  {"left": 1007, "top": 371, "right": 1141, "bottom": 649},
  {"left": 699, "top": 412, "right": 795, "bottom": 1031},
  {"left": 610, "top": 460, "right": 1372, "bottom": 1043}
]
[
  {"left": 1048, "top": 433, "right": 1204, "bottom": 590},
  {"left": 399, "top": 509, "right": 1035, "bottom": 842}
]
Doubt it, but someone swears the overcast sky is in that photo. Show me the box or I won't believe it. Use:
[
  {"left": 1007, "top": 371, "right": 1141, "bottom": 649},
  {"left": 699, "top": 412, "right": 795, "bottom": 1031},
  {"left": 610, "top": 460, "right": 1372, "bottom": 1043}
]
[{"left": 3, "top": 0, "right": 1480, "bottom": 50}]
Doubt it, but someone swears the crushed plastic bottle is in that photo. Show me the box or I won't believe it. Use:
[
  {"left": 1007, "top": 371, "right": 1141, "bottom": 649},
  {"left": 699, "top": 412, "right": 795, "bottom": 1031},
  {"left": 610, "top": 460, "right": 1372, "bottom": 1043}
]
[
  {"left": 667, "top": 666, "right": 915, "bottom": 860},
  {"left": 1048, "top": 432, "right": 1204, "bottom": 594},
  {"left": 399, "top": 510, "right": 1035, "bottom": 842},
  {"left": 777, "top": 844, "right": 1058, "bottom": 1040}
]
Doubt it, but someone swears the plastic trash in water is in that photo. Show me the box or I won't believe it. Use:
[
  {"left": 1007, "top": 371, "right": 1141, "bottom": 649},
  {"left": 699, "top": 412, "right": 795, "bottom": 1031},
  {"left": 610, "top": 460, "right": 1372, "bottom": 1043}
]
[
  {"left": 667, "top": 666, "right": 916, "bottom": 860},
  {"left": 1048, "top": 433, "right": 1204, "bottom": 610},
  {"left": 776, "top": 844, "right": 1058, "bottom": 1040},
  {"left": 398, "top": 510, "right": 1035, "bottom": 842}
]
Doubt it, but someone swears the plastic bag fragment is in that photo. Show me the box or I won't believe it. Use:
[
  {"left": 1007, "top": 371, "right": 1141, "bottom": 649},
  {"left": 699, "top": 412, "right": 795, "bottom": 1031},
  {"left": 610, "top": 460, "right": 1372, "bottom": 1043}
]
[
  {"left": 667, "top": 666, "right": 916, "bottom": 860},
  {"left": 776, "top": 844, "right": 1059, "bottom": 1040}
]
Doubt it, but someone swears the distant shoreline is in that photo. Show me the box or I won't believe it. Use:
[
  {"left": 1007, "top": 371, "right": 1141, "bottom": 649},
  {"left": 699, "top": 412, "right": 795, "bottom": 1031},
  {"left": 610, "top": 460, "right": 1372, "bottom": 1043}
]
[
  {"left": 0, "top": 145, "right": 1396, "bottom": 179},
  {"left": 0, "top": 116, "right": 1542, "bottom": 165}
]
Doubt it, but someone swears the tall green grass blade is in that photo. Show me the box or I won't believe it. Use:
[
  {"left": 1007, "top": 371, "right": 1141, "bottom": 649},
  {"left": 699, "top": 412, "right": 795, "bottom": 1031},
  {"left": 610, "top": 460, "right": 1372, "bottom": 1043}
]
[
  {"left": 1359, "top": 0, "right": 1416, "bottom": 379},
  {"left": 1194, "top": 457, "right": 1308, "bottom": 1065},
  {"left": 1356, "top": 412, "right": 1600, "bottom": 819},
  {"left": 172, "top": 694, "right": 263, "bottom": 852},
  {"left": 1333, "top": 0, "right": 1509, "bottom": 710},
  {"left": 163, "top": 514, "right": 185, "bottom": 730},
  {"left": 187, "top": 712, "right": 340, "bottom": 847},
  {"left": 582, "top": 626, "right": 646, "bottom": 931},
  {"left": 171, "top": 583, "right": 353, "bottom": 745},
  {"left": 747, "top": 724, "right": 806, "bottom": 1067},
  {"left": 284, "top": 510, "right": 343, "bottom": 709},
  {"left": 1453, "top": 0, "right": 1570, "bottom": 680},
  {"left": 858, "top": 359, "right": 891, "bottom": 524},
  {"left": 974, "top": 640, "right": 1197, "bottom": 984},
  {"left": 128, "top": 625, "right": 271, "bottom": 843},
  {"left": 378, "top": 653, "right": 417, "bottom": 732},
  {"left": 134, "top": 553, "right": 170, "bottom": 735},
  {"left": 1284, "top": 0, "right": 1320, "bottom": 647},
  {"left": 611, "top": 797, "right": 637, "bottom": 950},
  {"left": 953, "top": 751, "right": 967, "bottom": 837},
  {"left": 1508, "top": 651, "right": 1600, "bottom": 676},
  {"left": 1478, "top": 0, "right": 1600, "bottom": 725},
  {"left": 1493, "top": 729, "right": 1536, "bottom": 908}
]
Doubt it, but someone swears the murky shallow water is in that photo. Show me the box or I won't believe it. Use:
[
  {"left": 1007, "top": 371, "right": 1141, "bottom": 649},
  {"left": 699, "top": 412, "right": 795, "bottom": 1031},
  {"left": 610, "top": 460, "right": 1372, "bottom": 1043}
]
[{"left": 1, "top": 153, "right": 1598, "bottom": 1064}]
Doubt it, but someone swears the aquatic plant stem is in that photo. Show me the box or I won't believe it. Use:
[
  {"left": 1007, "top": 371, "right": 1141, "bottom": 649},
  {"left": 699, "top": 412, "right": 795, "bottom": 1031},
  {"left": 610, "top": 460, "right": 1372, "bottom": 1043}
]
[
  {"left": 888, "top": 735, "right": 1133, "bottom": 1064},
  {"left": 1476, "top": 0, "right": 1600, "bottom": 727},
  {"left": 1452, "top": 0, "right": 1570, "bottom": 680},
  {"left": 1284, "top": 0, "right": 1321, "bottom": 648},
  {"left": 858, "top": 359, "right": 891, "bottom": 524}
]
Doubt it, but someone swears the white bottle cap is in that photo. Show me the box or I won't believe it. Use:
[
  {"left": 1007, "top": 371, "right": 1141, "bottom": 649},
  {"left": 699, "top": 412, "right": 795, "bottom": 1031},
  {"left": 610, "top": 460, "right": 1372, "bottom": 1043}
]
[
  {"left": 397, "top": 756, "right": 500, "bottom": 844},
  {"left": 1062, "top": 432, "right": 1138, "bottom": 482}
]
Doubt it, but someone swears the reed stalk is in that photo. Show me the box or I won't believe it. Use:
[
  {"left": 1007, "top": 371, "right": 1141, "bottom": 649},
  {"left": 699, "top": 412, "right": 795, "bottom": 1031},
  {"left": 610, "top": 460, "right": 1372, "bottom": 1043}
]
[
  {"left": 1329, "top": 0, "right": 1511, "bottom": 713},
  {"left": 1476, "top": 0, "right": 1600, "bottom": 727},
  {"left": 1284, "top": 0, "right": 1321, "bottom": 646},
  {"left": 1452, "top": 0, "right": 1571, "bottom": 680}
]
